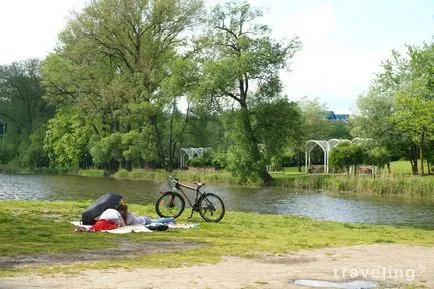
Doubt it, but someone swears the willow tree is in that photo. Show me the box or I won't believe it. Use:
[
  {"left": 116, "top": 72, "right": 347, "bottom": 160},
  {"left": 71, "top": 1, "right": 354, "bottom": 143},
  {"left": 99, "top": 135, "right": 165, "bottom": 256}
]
[
  {"left": 42, "top": 0, "right": 203, "bottom": 169},
  {"left": 194, "top": 1, "right": 301, "bottom": 183},
  {"left": 0, "top": 59, "right": 53, "bottom": 167}
]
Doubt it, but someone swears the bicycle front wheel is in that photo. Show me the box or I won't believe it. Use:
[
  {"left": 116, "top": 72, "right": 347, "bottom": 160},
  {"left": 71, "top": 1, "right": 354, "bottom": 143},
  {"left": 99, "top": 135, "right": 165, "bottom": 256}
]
[
  {"left": 155, "top": 192, "right": 185, "bottom": 218},
  {"left": 198, "top": 193, "right": 225, "bottom": 222}
]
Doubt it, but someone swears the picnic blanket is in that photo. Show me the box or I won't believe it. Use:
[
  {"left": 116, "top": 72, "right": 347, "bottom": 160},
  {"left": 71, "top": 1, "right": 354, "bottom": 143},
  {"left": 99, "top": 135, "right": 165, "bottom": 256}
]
[{"left": 71, "top": 221, "right": 199, "bottom": 234}]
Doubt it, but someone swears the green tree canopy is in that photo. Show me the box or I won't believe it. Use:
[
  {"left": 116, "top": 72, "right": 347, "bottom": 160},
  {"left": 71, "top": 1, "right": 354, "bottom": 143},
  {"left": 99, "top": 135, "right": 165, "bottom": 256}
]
[
  {"left": 389, "top": 43, "right": 434, "bottom": 175},
  {"left": 352, "top": 41, "right": 434, "bottom": 175},
  {"left": 42, "top": 0, "right": 204, "bottom": 170},
  {"left": 192, "top": 1, "right": 301, "bottom": 183}
]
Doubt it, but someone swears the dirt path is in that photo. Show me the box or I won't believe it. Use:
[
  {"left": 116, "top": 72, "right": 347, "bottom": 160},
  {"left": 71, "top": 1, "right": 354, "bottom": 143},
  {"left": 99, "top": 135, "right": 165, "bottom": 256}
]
[{"left": 1, "top": 244, "right": 433, "bottom": 289}]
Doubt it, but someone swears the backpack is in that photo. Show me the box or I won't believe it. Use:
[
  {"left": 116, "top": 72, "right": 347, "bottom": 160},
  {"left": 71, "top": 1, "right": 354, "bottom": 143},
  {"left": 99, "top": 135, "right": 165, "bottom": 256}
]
[
  {"left": 145, "top": 223, "right": 169, "bottom": 231},
  {"left": 81, "top": 192, "right": 123, "bottom": 225}
]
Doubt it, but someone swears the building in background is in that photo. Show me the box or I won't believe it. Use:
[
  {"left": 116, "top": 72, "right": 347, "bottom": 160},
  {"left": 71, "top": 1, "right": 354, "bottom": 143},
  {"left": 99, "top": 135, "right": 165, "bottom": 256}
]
[{"left": 327, "top": 111, "right": 350, "bottom": 123}]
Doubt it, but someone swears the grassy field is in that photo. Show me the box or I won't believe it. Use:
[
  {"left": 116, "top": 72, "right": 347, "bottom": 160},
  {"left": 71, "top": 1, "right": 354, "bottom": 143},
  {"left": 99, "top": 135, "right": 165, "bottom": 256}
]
[
  {"left": 389, "top": 160, "right": 432, "bottom": 175},
  {"left": 390, "top": 160, "right": 413, "bottom": 174},
  {"left": 1, "top": 200, "right": 434, "bottom": 277}
]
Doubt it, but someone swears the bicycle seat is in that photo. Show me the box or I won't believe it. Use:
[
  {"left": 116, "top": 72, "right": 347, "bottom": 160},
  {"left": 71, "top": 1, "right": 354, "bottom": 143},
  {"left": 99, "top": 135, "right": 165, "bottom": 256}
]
[{"left": 194, "top": 182, "right": 205, "bottom": 188}]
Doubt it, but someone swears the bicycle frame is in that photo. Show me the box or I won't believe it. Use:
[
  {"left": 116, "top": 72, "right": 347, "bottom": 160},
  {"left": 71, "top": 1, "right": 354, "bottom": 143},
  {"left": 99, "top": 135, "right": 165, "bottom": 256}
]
[{"left": 172, "top": 181, "right": 203, "bottom": 209}]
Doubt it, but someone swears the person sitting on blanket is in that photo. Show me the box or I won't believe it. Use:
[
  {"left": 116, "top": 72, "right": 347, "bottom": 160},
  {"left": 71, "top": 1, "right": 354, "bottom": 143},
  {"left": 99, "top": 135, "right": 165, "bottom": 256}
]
[
  {"left": 116, "top": 204, "right": 175, "bottom": 226},
  {"left": 91, "top": 206, "right": 127, "bottom": 231}
]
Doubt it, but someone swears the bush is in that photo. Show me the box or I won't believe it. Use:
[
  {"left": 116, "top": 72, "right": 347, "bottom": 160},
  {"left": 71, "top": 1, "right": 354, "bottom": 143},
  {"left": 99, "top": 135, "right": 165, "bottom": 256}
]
[
  {"left": 20, "top": 144, "right": 49, "bottom": 168},
  {"left": 0, "top": 144, "right": 15, "bottom": 164},
  {"left": 78, "top": 169, "right": 105, "bottom": 177},
  {"left": 329, "top": 143, "right": 365, "bottom": 175}
]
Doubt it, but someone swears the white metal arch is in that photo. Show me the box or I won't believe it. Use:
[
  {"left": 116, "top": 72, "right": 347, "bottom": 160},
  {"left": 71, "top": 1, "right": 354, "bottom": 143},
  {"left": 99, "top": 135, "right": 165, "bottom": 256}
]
[
  {"left": 328, "top": 138, "right": 351, "bottom": 150},
  {"left": 305, "top": 138, "right": 371, "bottom": 173},
  {"left": 305, "top": 140, "right": 329, "bottom": 173},
  {"left": 180, "top": 147, "right": 212, "bottom": 168}
]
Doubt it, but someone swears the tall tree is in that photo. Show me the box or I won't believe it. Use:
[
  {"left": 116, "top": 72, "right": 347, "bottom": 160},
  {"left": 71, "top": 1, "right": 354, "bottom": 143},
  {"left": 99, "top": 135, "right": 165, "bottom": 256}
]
[
  {"left": 351, "top": 89, "right": 417, "bottom": 174},
  {"left": 0, "top": 59, "right": 53, "bottom": 166},
  {"left": 0, "top": 59, "right": 51, "bottom": 138},
  {"left": 42, "top": 0, "right": 204, "bottom": 170},
  {"left": 390, "top": 43, "right": 434, "bottom": 175},
  {"left": 351, "top": 41, "right": 434, "bottom": 175},
  {"left": 194, "top": 1, "right": 301, "bottom": 183}
]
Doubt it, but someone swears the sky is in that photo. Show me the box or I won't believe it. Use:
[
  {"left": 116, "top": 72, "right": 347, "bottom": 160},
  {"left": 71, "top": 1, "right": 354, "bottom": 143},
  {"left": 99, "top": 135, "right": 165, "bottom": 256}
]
[{"left": 0, "top": 0, "right": 432, "bottom": 114}]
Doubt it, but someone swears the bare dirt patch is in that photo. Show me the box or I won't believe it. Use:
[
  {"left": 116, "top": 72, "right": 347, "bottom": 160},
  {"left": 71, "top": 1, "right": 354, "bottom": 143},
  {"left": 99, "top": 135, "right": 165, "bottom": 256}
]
[
  {"left": 0, "top": 240, "right": 201, "bottom": 268},
  {"left": 1, "top": 244, "right": 434, "bottom": 289}
]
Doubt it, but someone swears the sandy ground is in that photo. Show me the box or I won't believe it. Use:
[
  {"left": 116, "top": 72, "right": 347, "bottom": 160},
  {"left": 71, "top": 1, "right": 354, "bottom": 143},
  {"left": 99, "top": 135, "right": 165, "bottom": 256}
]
[{"left": 1, "top": 244, "right": 433, "bottom": 289}]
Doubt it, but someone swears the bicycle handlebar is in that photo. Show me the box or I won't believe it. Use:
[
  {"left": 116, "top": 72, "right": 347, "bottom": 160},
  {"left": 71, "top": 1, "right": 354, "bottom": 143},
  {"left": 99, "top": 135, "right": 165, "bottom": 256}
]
[{"left": 168, "top": 175, "right": 203, "bottom": 190}]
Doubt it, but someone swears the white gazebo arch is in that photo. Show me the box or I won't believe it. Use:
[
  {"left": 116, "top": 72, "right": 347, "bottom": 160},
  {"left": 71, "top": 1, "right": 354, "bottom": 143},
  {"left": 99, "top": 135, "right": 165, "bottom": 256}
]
[
  {"left": 305, "top": 138, "right": 373, "bottom": 173},
  {"left": 328, "top": 138, "right": 351, "bottom": 151},
  {"left": 180, "top": 147, "right": 212, "bottom": 168},
  {"left": 305, "top": 140, "right": 329, "bottom": 173}
]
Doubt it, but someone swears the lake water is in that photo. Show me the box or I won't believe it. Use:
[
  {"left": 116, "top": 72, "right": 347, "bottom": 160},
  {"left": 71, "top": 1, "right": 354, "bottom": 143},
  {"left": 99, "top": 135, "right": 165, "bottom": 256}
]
[{"left": 1, "top": 173, "right": 433, "bottom": 228}]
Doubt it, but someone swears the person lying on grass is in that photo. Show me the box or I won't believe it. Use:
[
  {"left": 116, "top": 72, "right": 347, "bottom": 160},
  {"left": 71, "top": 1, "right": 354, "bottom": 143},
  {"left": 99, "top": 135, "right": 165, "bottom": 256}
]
[
  {"left": 91, "top": 205, "right": 128, "bottom": 231},
  {"left": 117, "top": 204, "right": 175, "bottom": 226},
  {"left": 75, "top": 204, "right": 175, "bottom": 232}
]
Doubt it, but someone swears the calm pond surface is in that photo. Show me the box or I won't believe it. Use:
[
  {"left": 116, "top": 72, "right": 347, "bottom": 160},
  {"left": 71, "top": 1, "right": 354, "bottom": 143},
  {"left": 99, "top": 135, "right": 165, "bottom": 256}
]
[{"left": 1, "top": 173, "right": 434, "bottom": 228}]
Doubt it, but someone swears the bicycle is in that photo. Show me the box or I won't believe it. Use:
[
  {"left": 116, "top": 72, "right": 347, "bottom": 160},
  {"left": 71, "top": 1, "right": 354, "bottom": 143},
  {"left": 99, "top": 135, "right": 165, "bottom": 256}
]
[{"left": 155, "top": 176, "right": 225, "bottom": 222}]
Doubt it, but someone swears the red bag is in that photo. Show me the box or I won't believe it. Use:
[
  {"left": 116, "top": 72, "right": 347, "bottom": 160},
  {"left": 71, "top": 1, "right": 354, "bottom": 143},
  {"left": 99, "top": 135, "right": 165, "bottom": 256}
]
[{"left": 91, "top": 219, "right": 117, "bottom": 231}]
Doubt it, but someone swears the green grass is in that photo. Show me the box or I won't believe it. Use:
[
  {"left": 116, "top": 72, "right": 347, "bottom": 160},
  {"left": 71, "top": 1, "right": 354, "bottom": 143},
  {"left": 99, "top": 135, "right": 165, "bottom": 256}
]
[
  {"left": 390, "top": 160, "right": 414, "bottom": 174},
  {"left": 270, "top": 173, "right": 434, "bottom": 198},
  {"left": 78, "top": 169, "right": 105, "bottom": 177},
  {"left": 274, "top": 160, "right": 430, "bottom": 176},
  {"left": 1, "top": 200, "right": 434, "bottom": 276},
  {"left": 281, "top": 166, "right": 306, "bottom": 174},
  {"left": 389, "top": 160, "right": 432, "bottom": 175}
]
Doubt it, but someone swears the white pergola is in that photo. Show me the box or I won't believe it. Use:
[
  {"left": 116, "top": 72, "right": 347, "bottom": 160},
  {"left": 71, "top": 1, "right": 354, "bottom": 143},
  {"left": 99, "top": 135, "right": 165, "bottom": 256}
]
[
  {"left": 180, "top": 147, "right": 212, "bottom": 168},
  {"left": 305, "top": 138, "right": 371, "bottom": 173}
]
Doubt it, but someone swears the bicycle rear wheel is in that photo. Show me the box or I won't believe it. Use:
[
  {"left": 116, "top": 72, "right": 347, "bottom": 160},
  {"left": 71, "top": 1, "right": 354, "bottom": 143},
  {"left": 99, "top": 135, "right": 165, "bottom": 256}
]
[
  {"left": 198, "top": 193, "right": 225, "bottom": 222},
  {"left": 155, "top": 192, "right": 185, "bottom": 218}
]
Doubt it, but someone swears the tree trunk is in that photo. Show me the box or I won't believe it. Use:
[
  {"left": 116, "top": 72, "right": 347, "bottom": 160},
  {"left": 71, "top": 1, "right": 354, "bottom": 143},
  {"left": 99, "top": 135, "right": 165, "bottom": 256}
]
[
  {"left": 239, "top": 104, "right": 271, "bottom": 182},
  {"left": 409, "top": 144, "right": 418, "bottom": 175},
  {"left": 410, "top": 159, "right": 418, "bottom": 175},
  {"left": 420, "top": 131, "right": 425, "bottom": 176},
  {"left": 297, "top": 147, "right": 302, "bottom": 172}
]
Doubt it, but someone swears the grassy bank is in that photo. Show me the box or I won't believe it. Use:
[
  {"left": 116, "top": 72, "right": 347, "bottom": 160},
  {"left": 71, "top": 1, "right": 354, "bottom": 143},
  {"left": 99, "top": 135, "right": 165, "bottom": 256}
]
[
  {"left": 271, "top": 173, "right": 434, "bottom": 198},
  {"left": 0, "top": 164, "right": 77, "bottom": 175},
  {"left": 112, "top": 168, "right": 238, "bottom": 184},
  {"left": 78, "top": 169, "right": 105, "bottom": 177},
  {"left": 77, "top": 167, "right": 434, "bottom": 198},
  {"left": 1, "top": 200, "right": 434, "bottom": 276}
]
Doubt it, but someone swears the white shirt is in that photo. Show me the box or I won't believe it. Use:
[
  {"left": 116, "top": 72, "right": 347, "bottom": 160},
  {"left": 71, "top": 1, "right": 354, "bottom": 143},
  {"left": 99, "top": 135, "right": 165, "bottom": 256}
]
[{"left": 99, "top": 208, "right": 122, "bottom": 221}]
